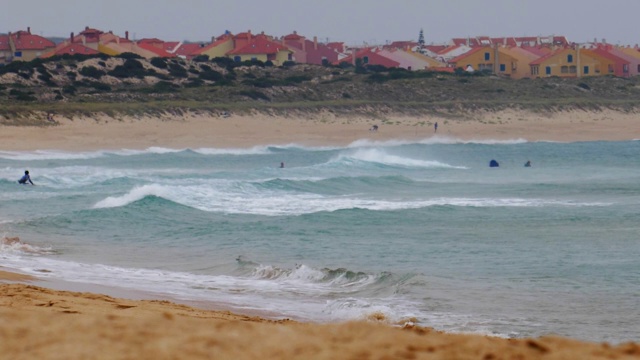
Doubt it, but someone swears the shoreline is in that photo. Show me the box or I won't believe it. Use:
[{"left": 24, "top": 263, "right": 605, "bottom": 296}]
[
  {"left": 1, "top": 269, "right": 639, "bottom": 359},
  {"left": 2, "top": 110, "right": 640, "bottom": 358},
  {"left": 0, "top": 109, "right": 638, "bottom": 151}
]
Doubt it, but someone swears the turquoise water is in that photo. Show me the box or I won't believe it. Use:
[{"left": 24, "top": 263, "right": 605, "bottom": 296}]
[{"left": 1, "top": 138, "right": 639, "bottom": 343}]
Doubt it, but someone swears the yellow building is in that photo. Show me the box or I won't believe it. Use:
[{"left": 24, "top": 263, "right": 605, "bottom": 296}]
[
  {"left": 498, "top": 47, "right": 542, "bottom": 79},
  {"left": 1, "top": 29, "right": 56, "bottom": 63},
  {"left": 449, "top": 46, "right": 519, "bottom": 76},
  {"left": 226, "top": 34, "right": 292, "bottom": 65},
  {"left": 581, "top": 48, "right": 630, "bottom": 77},
  {"left": 196, "top": 34, "right": 234, "bottom": 59},
  {"left": 529, "top": 48, "right": 598, "bottom": 78}
]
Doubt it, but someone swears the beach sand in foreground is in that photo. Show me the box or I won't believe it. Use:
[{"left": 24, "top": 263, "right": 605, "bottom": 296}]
[
  {"left": 1, "top": 271, "right": 639, "bottom": 360},
  {"left": 0, "top": 109, "right": 638, "bottom": 151}
]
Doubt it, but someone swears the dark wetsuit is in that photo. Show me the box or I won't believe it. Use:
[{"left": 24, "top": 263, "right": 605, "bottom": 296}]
[{"left": 18, "top": 174, "right": 33, "bottom": 185}]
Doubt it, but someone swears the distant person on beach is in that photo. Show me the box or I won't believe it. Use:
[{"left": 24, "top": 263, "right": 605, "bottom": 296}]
[
  {"left": 434, "top": 122, "right": 438, "bottom": 133},
  {"left": 489, "top": 160, "right": 499, "bottom": 168},
  {"left": 18, "top": 170, "right": 34, "bottom": 185},
  {"left": 524, "top": 160, "right": 531, "bottom": 167},
  {"left": 370, "top": 125, "right": 378, "bottom": 132},
  {"left": 280, "top": 162, "right": 285, "bottom": 168}
]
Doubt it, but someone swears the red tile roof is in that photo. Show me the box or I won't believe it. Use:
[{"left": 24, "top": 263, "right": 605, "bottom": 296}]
[
  {"left": 437, "top": 44, "right": 464, "bottom": 55},
  {"left": 515, "top": 37, "right": 539, "bottom": 46},
  {"left": 138, "top": 38, "right": 165, "bottom": 45},
  {"left": 137, "top": 42, "right": 176, "bottom": 57},
  {"left": 234, "top": 31, "right": 253, "bottom": 39},
  {"left": 174, "top": 43, "right": 205, "bottom": 57},
  {"left": 587, "top": 47, "right": 630, "bottom": 64},
  {"left": 0, "top": 34, "right": 10, "bottom": 51},
  {"left": 7, "top": 30, "right": 56, "bottom": 50},
  {"left": 529, "top": 48, "right": 565, "bottom": 65},
  {"left": 491, "top": 37, "right": 518, "bottom": 47},
  {"left": 326, "top": 42, "right": 346, "bottom": 53},
  {"left": 227, "top": 35, "right": 289, "bottom": 55},
  {"left": 43, "top": 43, "right": 99, "bottom": 57},
  {"left": 283, "top": 32, "right": 304, "bottom": 40},
  {"left": 423, "top": 45, "right": 446, "bottom": 53},
  {"left": 74, "top": 27, "right": 103, "bottom": 43},
  {"left": 385, "top": 41, "right": 418, "bottom": 50},
  {"left": 163, "top": 41, "right": 180, "bottom": 52},
  {"left": 448, "top": 47, "right": 485, "bottom": 64},
  {"left": 519, "top": 46, "right": 551, "bottom": 57},
  {"left": 552, "top": 36, "right": 569, "bottom": 46},
  {"left": 336, "top": 48, "right": 400, "bottom": 68},
  {"left": 452, "top": 38, "right": 480, "bottom": 47}
]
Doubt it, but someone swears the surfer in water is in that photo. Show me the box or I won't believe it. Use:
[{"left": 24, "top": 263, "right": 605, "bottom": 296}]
[
  {"left": 524, "top": 160, "right": 531, "bottom": 167},
  {"left": 18, "top": 170, "right": 34, "bottom": 185}
]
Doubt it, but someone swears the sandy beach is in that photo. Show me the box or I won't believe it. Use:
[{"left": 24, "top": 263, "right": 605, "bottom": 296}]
[
  {"left": 0, "top": 109, "right": 638, "bottom": 151},
  {"left": 1, "top": 110, "right": 640, "bottom": 359},
  {"left": 1, "top": 270, "right": 639, "bottom": 360}
]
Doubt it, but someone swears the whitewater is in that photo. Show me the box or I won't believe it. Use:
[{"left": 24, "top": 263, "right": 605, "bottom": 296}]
[{"left": 1, "top": 138, "right": 639, "bottom": 343}]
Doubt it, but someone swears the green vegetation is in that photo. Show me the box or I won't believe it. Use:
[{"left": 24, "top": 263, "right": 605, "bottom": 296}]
[{"left": 0, "top": 54, "right": 639, "bottom": 124}]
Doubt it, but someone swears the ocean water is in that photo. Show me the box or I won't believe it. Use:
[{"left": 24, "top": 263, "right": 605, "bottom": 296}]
[{"left": 1, "top": 137, "right": 639, "bottom": 343}]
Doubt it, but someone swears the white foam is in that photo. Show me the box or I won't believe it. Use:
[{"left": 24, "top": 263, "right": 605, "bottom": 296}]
[
  {"left": 0, "top": 150, "right": 107, "bottom": 161},
  {"left": 346, "top": 136, "right": 528, "bottom": 148},
  {"left": 192, "top": 146, "right": 273, "bottom": 155},
  {"left": 92, "top": 178, "right": 610, "bottom": 215},
  {"left": 341, "top": 148, "right": 466, "bottom": 169},
  {"left": 93, "top": 184, "right": 172, "bottom": 208}
]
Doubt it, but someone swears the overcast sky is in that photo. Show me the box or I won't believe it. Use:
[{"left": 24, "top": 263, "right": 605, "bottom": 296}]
[{"left": 3, "top": 0, "right": 639, "bottom": 46}]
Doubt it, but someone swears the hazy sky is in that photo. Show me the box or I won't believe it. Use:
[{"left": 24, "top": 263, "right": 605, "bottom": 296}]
[{"left": 3, "top": 0, "right": 639, "bottom": 46}]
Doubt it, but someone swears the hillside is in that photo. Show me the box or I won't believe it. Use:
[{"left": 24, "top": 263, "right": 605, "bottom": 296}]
[{"left": 1, "top": 54, "right": 639, "bottom": 125}]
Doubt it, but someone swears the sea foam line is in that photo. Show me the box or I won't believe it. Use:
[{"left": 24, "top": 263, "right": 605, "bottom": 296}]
[{"left": 92, "top": 183, "right": 610, "bottom": 215}]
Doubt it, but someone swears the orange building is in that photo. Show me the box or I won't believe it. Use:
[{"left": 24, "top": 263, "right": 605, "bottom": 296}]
[{"left": 529, "top": 47, "right": 598, "bottom": 78}]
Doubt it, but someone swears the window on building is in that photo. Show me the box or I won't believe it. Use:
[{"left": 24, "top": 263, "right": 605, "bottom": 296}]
[
  {"left": 478, "top": 63, "right": 493, "bottom": 71},
  {"left": 623, "top": 64, "right": 629, "bottom": 73},
  {"left": 561, "top": 66, "right": 569, "bottom": 74},
  {"left": 500, "top": 64, "right": 506, "bottom": 72},
  {"left": 234, "top": 56, "right": 241, "bottom": 62},
  {"left": 531, "top": 66, "right": 539, "bottom": 75},
  {"left": 484, "top": 52, "right": 490, "bottom": 61},
  {"left": 569, "top": 66, "right": 576, "bottom": 74},
  {"left": 583, "top": 66, "right": 589, "bottom": 75},
  {"left": 567, "top": 54, "right": 573, "bottom": 63},
  {"left": 14, "top": 51, "right": 22, "bottom": 57},
  {"left": 608, "top": 64, "right": 614, "bottom": 73},
  {"left": 363, "top": 56, "right": 369, "bottom": 64},
  {"left": 545, "top": 66, "right": 551, "bottom": 75},
  {"left": 637, "top": 64, "right": 640, "bottom": 72}
]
